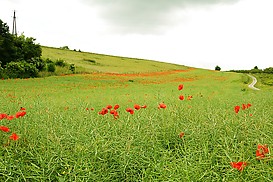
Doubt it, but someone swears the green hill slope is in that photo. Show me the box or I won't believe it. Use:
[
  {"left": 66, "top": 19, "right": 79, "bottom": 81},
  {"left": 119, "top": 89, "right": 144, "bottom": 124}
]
[{"left": 41, "top": 46, "right": 189, "bottom": 74}]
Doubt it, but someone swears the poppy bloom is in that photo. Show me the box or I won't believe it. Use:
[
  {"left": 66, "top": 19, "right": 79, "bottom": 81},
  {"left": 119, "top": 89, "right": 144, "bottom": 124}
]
[
  {"left": 242, "top": 104, "right": 247, "bottom": 110},
  {"left": 179, "top": 132, "right": 185, "bottom": 138},
  {"left": 134, "top": 104, "right": 141, "bottom": 110},
  {"left": 187, "top": 95, "right": 193, "bottom": 100},
  {"left": 20, "top": 107, "right": 26, "bottom": 111},
  {"left": 179, "top": 95, "right": 184, "bottom": 100},
  {"left": 106, "top": 105, "right": 112, "bottom": 110},
  {"left": 113, "top": 111, "right": 119, "bottom": 119},
  {"left": 110, "top": 110, "right": 116, "bottom": 114},
  {"left": 9, "top": 133, "right": 19, "bottom": 141},
  {"left": 99, "top": 108, "right": 108, "bottom": 115},
  {"left": 126, "top": 108, "right": 134, "bottom": 114},
  {"left": 158, "top": 103, "right": 167, "bottom": 109},
  {"left": 0, "top": 113, "right": 8, "bottom": 120},
  {"left": 178, "top": 84, "right": 184, "bottom": 90},
  {"left": 114, "top": 104, "right": 120, "bottom": 110},
  {"left": 256, "top": 144, "right": 269, "bottom": 160},
  {"left": 230, "top": 162, "right": 247, "bottom": 171},
  {"left": 6, "top": 115, "right": 14, "bottom": 120},
  {"left": 234, "top": 106, "right": 240, "bottom": 114},
  {"left": 15, "top": 111, "right": 26, "bottom": 118},
  {"left": 247, "top": 103, "right": 252, "bottom": 108},
  {"left": 0, "top": 126, "right": 10, "bottom": 132},
  {"left": 141, "top": 105, "right": 147, "bottom": 109}
]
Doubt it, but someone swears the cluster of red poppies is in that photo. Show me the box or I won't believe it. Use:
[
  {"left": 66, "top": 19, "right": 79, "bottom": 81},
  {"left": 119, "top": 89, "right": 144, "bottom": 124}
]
[
  {"left": 0, "top": 107, "right": 26, "bottom": 142},
  {"left": 230, "top": 144, "right": 270, "bottom": 171},
  {"left": 234, "top": 103, "right": 252, "bottom": 114}
]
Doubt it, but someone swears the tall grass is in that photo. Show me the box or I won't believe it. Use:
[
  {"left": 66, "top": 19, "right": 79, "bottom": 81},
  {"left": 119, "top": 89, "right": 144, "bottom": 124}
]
[{"left": 0, "top": 68, "right": 272, "bottom": 181}]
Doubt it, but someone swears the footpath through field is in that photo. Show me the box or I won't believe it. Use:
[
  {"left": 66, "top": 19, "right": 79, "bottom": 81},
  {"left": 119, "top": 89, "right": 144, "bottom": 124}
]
[{"left": 247, "top": 74, "right": 260, "bottom": 90}]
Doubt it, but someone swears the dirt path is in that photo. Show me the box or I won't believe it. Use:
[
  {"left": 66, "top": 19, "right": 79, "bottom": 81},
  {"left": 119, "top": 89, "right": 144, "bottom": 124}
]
[{"left": 247, "top": 74, "right": 260, "bottom": 90}]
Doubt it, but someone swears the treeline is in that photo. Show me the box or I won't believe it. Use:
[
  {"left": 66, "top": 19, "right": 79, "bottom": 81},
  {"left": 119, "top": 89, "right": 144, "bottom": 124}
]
[
  {"left": 0, "top": 19, "right": 74, "bottom": 79},
  {"left": 229, "top": 66, "right": 273, "bottom": 74}
]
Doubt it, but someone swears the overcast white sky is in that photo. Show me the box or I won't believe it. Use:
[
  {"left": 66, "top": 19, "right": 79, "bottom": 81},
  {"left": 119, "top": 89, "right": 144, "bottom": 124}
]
[{"left": 1, "top": 0, "right": 272, "bottom": 70}]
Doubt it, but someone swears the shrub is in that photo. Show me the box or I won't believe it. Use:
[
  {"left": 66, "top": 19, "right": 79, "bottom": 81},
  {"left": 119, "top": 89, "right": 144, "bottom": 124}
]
[
  {"left": 5, "top": 61, "right": 39, "bottom": 78},
  {"left": 69, "top": 64, "right": 75, "bottom": 73},
  {"left": 47, "top": 63, "right": 56, "bottom": 72},
  {"left": 27, "top": 57, "right": 46, "bottom": 71},
  {"left": 55, "top": 59, "right": 66, "bottom": 67}
]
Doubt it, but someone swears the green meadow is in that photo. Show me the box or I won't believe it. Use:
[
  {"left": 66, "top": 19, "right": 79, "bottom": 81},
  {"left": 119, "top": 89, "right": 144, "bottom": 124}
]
[{"left": 0, "top": 47, "right": 273, "bottom": 181}]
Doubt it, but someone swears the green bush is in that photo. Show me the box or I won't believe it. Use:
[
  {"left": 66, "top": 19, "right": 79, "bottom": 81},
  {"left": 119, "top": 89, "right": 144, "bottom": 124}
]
[
  {"left": 5, "top": 61, "right": 39, "bottom": 78},
  {"left": 55, "top": 59, "right": 66, "bottom": 67},
  {"left": 69, "top": 64, "right": 75, "bottom": 73},
  {"left": 47, "top": 63, "right": 56, "bottom": 72}
]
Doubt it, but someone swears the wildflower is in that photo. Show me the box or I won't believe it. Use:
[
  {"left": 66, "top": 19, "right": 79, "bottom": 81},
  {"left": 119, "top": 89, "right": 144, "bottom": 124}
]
[
  {"left": 110, "top": 110, "right": 116, "bottom": 114},
  {"left": 141, "top": 105, "right": 147, "bottom": 109},
  {"left": 20, "top": 107, "right": 26, "bottom": 111},
  {"left": 106, "top": 105, "right": 112, "bottom": 110},
  {"left": 179, "top": 132, "right": 185, "bottom": 138},
  {"left": 230, "top": 162, "right": 247, "bottom": 171},
  {"left": 187, "top": 95, "right": 193, "bottom": 100},
  {"left": 113, "top": 111, "right": 119, "bottom": 119},
  {"left": 179, "top": 95, "right": 184, "bottom": 100},
  {"left": 15, "top": 111, "right": 26, "bottom": 118},
  {"left": 6, "top": 115, "right": 14, "bottom": 120},
  {"left": 178, "top": 84, "right": 184, "bottom": 90},
  {"left": 99, "top": 108, "right": 108, "bottom": 115},
  {"left": 9, "top": 133, "right": 19, "bottom": 141},
  {"left": 114, "top": 104, "right": 120, "bottom": 110},
  {"left": 134, "top": 104, "right": 141, "bottom": 110},
  {"left": 247, "top": 103, "right": 252, "bottom": 108},
  {"left": 234, "top": 106, "right": 240, "bottom": 114},
  {"left": 86, "top": 108, "right": 89, "bottom": 111},
  {"left": 256, "top": 144, "right": 269, "bottom": 160},
  {"left": 126, "top": 108, "right": 134, "bottom": 114},
  {"left": 242, "top": 104, "right": 247, "bottom": 110},
  {"left": 158, "top": 103, "right": 167, "bottom": 109},
  {"left": 0, "top": 113, "right": 8, "bottom": 120},
  {"left": 0, "top": 126, "right": 10, "bottom": 132}
]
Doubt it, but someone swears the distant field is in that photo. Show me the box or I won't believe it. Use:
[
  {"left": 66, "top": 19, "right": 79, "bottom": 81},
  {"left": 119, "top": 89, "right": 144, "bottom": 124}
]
[
  {"left": 42, "top": 46, "right": 189, "bottom": 73},
  {"left": 0, "top": 47, "right": 273, "bottom": 181}
]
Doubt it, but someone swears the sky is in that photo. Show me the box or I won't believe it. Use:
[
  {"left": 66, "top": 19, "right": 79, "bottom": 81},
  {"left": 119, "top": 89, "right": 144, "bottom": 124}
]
[{"left": 0, "top": 0, "right": 272, "bottom": 71}]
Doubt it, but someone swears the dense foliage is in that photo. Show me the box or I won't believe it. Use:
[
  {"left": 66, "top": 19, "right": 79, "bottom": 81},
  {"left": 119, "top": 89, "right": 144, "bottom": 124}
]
[{"left": 0, "top": 19, "right": 43, "bottom": 78}]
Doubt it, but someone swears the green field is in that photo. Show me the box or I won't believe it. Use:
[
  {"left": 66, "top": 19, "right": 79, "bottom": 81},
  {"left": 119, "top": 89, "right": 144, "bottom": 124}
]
[{"left": 1, "top": 47, "right": 273, "bottom": 181}]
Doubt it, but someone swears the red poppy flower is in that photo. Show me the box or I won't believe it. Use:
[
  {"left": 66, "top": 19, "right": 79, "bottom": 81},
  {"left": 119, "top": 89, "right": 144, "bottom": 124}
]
[
  {"left": 99, "top": 108, "right": 108, "bottom": 115},
  {"left": 178, "top": 84, "right": 184, "bottom": 90},
  {"left": 20, "top": 107, "right": 26, "bottom": 111},
  {"left": 234, "top": 106, "right": 240, "bottom": 114},
  {"left": 114, "top": 104, "right": 120, "bottom": 110},
  {"left": 242, "top": 104, "right": 247, "bottom": 110},
  {"left": 6, "top": 115, "right": 14, "bottom": 120},
  {"left": 179, "top": 132, "right": 185, "bottom": 138},
  {"left": 110, "top": 110, "right": 116, "bottom": 114},
  {"left": 256, "top": 144, "right": 269, "bottom": 160},
  {"left": 187, "top": 95, "right": 193, "bottom": 100},
  {"left": 113, "top": 111, "right": 119, "bottom": 119},
  {"left": 90, "top": 108, "right": 94, "bottom": 111},
  {"left": 179, "top": 95, "right": 184, "bottom": 100},
  {"left": 158, "top": 103, "right": 167, "bottom": 109},
  {"left": 0, "top": 126, "right": 10, "bottom": 132},
  {"left": 0, "top": 113, "right": 8, "bottom": 120},
  {"left": 106, "top": 105, "right": 112, "bottom": 110},
  {"left": 9, "top": 133, "right": 19, "bottom": 141},
  {"left": 86, "top": 108, "right": 89, "bottom": 111},
  {"left": 247, "top": 103, "right": 252, "bottom": 108},
  {"left": 230, "top": 162, "right": 247, "bottom": 171},
  {"left": 126, "top": 108, "right": 134, "bottom": 114},
  {"left": 141, "top": 105, "right": 147, "bottom": 109},
  {"left": 15, "top": 111, "right": 26, "bottom": 118},
  {"left": 134, "top": 104, "right": 141, "bottom": 110}
]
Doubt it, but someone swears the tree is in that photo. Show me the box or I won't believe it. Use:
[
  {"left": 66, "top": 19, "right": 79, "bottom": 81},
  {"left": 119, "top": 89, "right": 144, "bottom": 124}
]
[
  {"left": 0, "top": 19, "right": 16, "bottom": 66},
  {"left": 254, "top": 66, "right": 258, "bottom": 69},
  {"left": 215, "top": 65, "right": 221, "bottom": 71}
]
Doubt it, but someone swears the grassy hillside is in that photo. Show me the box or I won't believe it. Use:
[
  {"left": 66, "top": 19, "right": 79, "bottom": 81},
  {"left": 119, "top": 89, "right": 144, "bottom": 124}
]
[
  {"left": 42, "top": 46, "right": 189, "bottom": 74},
  {"left": 1, "top": 47, "right": 273, "bottom": 181}
]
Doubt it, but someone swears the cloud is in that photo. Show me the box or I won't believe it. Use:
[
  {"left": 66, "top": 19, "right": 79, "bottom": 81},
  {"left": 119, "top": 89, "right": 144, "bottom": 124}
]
[{"left": 81, "top": 0, "right": 240, "bottom": 34}]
